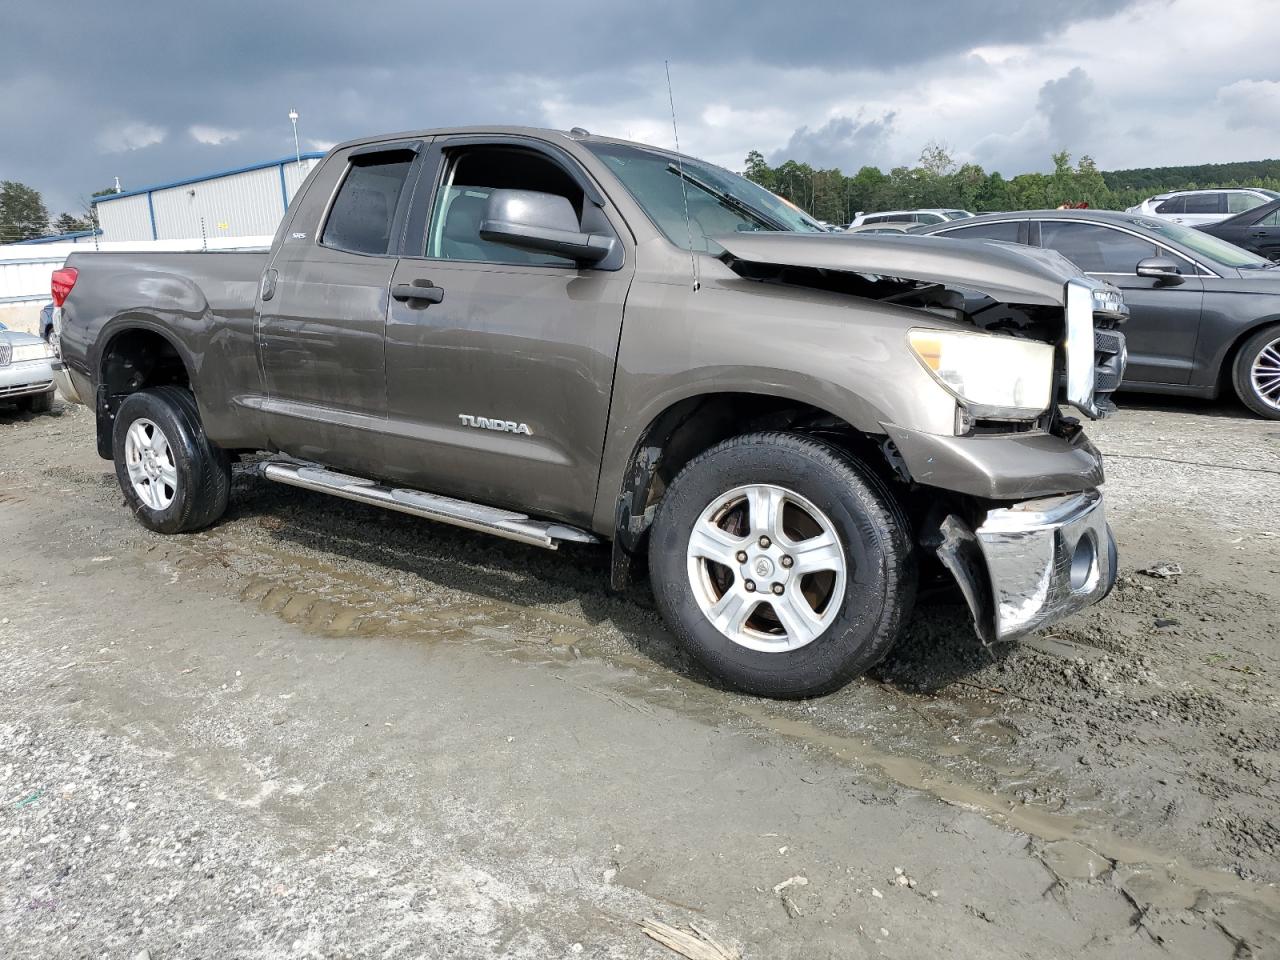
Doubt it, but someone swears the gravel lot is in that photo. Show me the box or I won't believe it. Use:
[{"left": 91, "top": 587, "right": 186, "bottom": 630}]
[{"left": 1, "top": 394, "right": 1277, "bottom": 958}]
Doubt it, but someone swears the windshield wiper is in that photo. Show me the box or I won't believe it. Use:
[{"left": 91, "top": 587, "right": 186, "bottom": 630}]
[{"left": 665, "top": 163, "right": 785, "bottom": 231}]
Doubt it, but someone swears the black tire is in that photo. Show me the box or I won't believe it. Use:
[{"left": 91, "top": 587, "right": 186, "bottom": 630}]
[
  {"left": 648, "top": 432, "right": 916, "bottom": 698},
  {"left": 111, "top": 386, "right": 231, "bottom": 534},
  {"left": 20, "top": 389, "right": 54, "bottom": 414},
  {"left": 1233, "top": 324, "right": 1280, "bottom": 420}
]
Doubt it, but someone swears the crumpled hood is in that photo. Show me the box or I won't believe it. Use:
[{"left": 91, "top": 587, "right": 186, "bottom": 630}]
[{"left": 714, "top": 232, "right": 1084, "bottom": 307}]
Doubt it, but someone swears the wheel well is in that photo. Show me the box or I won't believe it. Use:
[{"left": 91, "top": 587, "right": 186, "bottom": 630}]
[
  {"left": 609, "top": 393, "right": 896, "bottom": 588},
  {"left": 1218, "top": 319, "right": 1280, "bottom": 397},
  {"left": 95, "top": 327, "right": 192, "bottom": 458}
]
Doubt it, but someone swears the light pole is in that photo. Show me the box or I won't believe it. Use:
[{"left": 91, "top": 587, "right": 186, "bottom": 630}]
[{"left": 288, "top": 109, "right": 301, "bottom": 165}]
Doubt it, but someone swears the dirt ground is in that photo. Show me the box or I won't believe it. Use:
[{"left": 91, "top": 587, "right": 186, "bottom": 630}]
[{"left": 1, "top": 393, "right": 1277, "bottom": 959}]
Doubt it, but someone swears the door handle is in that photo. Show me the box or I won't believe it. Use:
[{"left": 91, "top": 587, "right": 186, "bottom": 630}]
[
  {"left": 1251, "top": 230, "right": 1268, "bottom": 237},
  {"left": 392, "top": 283, "right": 444, "bottom": 305},
  {"left": 261, "top": 268, "right": 278, "bottom": 302}
]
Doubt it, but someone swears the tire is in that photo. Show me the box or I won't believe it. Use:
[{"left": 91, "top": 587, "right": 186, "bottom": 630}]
[
  {"left": 1232, "top": 324, "right": 1280, "bottom": 420},
  {"left": 648, "top": 432, "right": 916, "bottom": 698},
  {"left": 23, "top": 389, "right": 54, "bottom": 414},
  {"left": 111, "top": 386, "right": 231, "bottom": 534}
]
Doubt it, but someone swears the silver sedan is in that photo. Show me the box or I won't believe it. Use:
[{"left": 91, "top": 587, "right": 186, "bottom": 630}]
[{"left": 0, "top": 323, "right": 57, "bottom": 413}]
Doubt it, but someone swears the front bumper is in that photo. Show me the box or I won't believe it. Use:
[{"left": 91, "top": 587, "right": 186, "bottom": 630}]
[
  {"left": 0, "top": 358, "right": 55, "bottom": 401},
  {"left": 937, "top": 489, "right": 1117, "bottom": 644}
]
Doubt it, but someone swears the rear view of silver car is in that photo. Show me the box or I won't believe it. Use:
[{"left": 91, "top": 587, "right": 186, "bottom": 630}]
[{"left": 0, "top": 324, "right": 57, "bottom": 413}]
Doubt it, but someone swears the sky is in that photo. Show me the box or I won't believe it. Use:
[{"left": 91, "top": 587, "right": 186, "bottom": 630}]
[{"left": 2, "top": 0, "right": 1278, "bottom": 218}]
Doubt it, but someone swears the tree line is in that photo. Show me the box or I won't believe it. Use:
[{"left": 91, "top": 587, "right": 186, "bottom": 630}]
[
  {"left": 742, "top": 145, "right": 1280, "bottom": 225},
  {"left": 0, "top": 181, "right": 98, "bottom": 244}
]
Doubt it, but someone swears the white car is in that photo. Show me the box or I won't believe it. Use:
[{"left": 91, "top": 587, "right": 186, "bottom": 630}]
[
  {"left": 0, "top": 323, "right": 57, "bottom": 413},
  {"left": 846, "top": 208, "right": 972, "bottom": 229},
  {"left": 1126, "top": 188, "right": 1280, "bottom": 226}
]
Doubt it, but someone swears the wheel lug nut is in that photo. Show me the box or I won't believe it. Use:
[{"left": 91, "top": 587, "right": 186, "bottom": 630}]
[
  {"left": 758, "top": 535, "right": 771, "bottom": 548},
  {"left": 744, "top": 580, "right": 756, "bottom": 592},
  {"left": 771, "top": 583, "right": 784, "bottom": 595},
  {"left": 781, "top": 555, "right": 794, "bottom": 568},
  {"left": 736, "top": 550, "right": 748, "bottom": 563}
]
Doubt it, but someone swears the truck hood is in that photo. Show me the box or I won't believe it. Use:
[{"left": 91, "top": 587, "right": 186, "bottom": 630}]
[{"left": 714, "top": 232, "right": 1082, "bottom": 307}]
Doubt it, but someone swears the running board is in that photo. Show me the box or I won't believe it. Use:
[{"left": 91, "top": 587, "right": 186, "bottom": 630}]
[{"left": 261, "top": 461, "right": 600, "bottom": 550}]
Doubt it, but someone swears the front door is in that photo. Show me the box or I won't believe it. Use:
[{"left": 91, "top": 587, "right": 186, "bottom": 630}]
[
  {"left": 381, "top": 138, "right": 632, "bottom": 525},
  {"left": 257, "top": 145, "right": 419, "bottom": 470},
  {"left": 1037, "top": 219, "right": 1204, "bottom": 386}
]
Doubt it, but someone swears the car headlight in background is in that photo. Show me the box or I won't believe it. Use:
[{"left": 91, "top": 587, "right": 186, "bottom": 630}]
[
  {"left": 9, "top": 341, "right": 56, "bottom": 363},
  {"left": 908, "top": 328, "right": 1054, "bottom": 421}
]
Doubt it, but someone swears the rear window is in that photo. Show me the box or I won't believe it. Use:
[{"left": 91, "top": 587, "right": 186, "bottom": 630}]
[
  {"left": 938, "top": 220, "right": 1023, "bottom": 243},
  {"left": 1183, "top": 193, "right": 1222, "bottom": 215},
  {"left": 1155, "top": 196, "right": 1184, "bottom": 214},
  {"left": 321, "top": 150, "right": 416, "bottom": 256}
]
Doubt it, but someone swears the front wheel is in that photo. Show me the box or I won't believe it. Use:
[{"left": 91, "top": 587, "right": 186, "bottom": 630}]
[
  {"left": 1233, "top": 325, "right": 1280, "bottom": 420},
  {"left": 112, "top": 386, "right": 231, "bottom": 534},
  {"left": 648, "top": 432, "right": 916, "bottom": 698}
]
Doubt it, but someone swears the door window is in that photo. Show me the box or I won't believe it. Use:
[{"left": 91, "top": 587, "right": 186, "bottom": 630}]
[
  {"left": 1183, "top": 193, "right": 1223, "bottom": 215},
  {"left": 1261, "top": 209, "right": 1280, "bottom": 226},
  {"left": 320, "top": 151, "right": 416, "bottom": 256},
  {"left": 938, "top": 220, "right": 1022, "bottom": 242},
  {"left": 1155, "top": 196, "right": 1184, "bottom": 214},
  {"left": 424, "top": 147, "right": 583, "bottom": 266},
  {"left": 1039, "top": 221, "right": 1157, "bottom": 274},
  {"left": 1228, "top": 192, "right": 1267, "bottom": 214}
]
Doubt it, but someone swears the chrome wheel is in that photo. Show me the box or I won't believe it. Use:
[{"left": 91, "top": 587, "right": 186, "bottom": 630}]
[
  {"left": 686, "top": 483, "right": 846, "bottom": 653},
  {"left": 1251, "top": 334, "right": 1280, "bottom": 411},
  {"left": 124, "top": 417, "right": 178, "bottom": 511}
]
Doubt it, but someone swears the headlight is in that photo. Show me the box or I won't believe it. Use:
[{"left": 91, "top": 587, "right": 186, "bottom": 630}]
[
  {"left": 908, "top": 328, "right": 1054, "bottom": 420},
  {"left": 10, "top": 341, "right": 55, "bottom": 363}
]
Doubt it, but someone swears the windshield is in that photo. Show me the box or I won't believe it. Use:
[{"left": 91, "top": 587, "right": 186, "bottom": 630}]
[
  {"left": 585, "top": 141, "right": 825, "bottom": 252},
  {"left": 1129, "top": 216, "right": 1270, "bottom": 269}
]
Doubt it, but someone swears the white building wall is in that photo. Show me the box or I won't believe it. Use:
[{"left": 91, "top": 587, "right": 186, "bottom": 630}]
[
  {"left": 97, "top": 194, "right": 154, "bottom": 243},
  {"left": 152, "top": 165, "right": 284, "bottom": 241},
  {"left": 95, "top": 156, "right": 321, "bottom": 242}
]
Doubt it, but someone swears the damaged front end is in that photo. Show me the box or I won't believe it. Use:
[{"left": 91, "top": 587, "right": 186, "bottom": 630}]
[
  {"left": 713, "top": 232, "right": 1128, "bottom": 645},
  {"left": 937, "top": 491, "right": 1117, "bottom": 645}
]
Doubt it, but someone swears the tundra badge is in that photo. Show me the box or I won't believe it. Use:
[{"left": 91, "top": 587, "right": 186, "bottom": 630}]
[{"left": 458, "top": 414, "right": 533, "bottom": 435}]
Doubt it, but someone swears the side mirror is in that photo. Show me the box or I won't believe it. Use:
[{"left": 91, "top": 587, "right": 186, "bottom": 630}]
[
  {"left": 1136, "top": 256, "right": 1185, "bottom": 285},
  {"left": 479, "top": 189, "right": 615, "bottom": 265}
]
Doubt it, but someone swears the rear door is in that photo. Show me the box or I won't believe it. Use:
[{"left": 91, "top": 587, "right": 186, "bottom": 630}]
[
  {"left": 380, "top": 136, "right": 633, "bottom": 525},
  {"left": 1179, "top": 192, "right": 1225, "bottom": 226},
  {"left": 257, "top": 143, "right": 422, "bottom": 470},
  {"left": 1036, "top": 218, "right": 1204, "bottom": 385}
]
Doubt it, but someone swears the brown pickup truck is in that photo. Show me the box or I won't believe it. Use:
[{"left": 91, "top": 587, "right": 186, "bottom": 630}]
[{"left": 54, "top": 125, "right": 1127, "bottom": 697}]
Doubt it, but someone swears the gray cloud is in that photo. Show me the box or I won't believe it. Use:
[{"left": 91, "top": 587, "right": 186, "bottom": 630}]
[
  {"left": 768, "top": 113, "right": 897, "bottom": 170},
  {"left": 1215, "top": 79, "right": 1280, "bottom": 129},
  {"left": 972, "top": 67, "right": 1109, "bottom": 174},
  {"left": 0, "top": 0, "right": 1149, "bottom": 215}
]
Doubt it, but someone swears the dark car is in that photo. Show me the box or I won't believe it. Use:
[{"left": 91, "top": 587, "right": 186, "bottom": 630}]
[
  {"left": 38, "top": 301, "right": 55, "bottom": 340},
  {"left": 918, "top": 209, "right": 1280, "bottom": 418},
  {"left": 1198, "top": 198, "right": 1280, "bottom": 261}
]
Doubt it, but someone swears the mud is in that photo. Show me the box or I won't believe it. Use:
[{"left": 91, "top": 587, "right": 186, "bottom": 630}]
[{"left": 1, "top": 393, "right": 1277, "bottom": 958}]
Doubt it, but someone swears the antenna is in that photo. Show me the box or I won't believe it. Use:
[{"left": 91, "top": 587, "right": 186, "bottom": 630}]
[{"left": 665, "top": 60, "right": 699, "bottom": 292}]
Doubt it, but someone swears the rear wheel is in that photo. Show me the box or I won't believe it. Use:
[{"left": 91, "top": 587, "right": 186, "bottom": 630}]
[
  {"left": 648, "top": 432, "right": 915, "bottom": 698},
  {"left": 112, "top": 386, "right": 231, "bottom": 534},
  {"left": 1233, "top": 325, "right": 1280, "bottom": 420}
]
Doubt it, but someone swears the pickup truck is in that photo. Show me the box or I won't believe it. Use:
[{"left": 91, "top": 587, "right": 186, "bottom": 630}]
[{"left": 54, "top": 125, "right": 1127, "bottom": 697}]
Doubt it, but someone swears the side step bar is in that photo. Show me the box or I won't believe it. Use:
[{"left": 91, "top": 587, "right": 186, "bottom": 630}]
[{"left": 261, "top": 461, "right": 600, "bottom": 550}]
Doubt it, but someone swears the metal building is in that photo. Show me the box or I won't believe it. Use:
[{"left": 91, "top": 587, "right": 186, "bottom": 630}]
[{"left": 93, "top": 153, "right": 325, "bottom": 242}]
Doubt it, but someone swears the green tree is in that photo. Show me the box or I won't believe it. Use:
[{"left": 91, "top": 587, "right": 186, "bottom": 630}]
[
  {"left": 742, "top": 150, "right": 775, "bottom": 190},
  {"left": 54, "top": 212, "right": 94, "bottom": 233},
  {"left": 0, "top": 180, "right": 50, "bottom": 242}
]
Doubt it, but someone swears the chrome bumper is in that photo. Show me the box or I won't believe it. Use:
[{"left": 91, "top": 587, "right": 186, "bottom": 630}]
[
  {"left": 938, "top": 489, "right": 1117, "bottom": 644},
  {"left": 51, "top": 359, "right": 84, "bottom": 404}
]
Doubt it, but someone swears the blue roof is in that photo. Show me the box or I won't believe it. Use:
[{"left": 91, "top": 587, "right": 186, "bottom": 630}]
[
  {"left": 12, "top": 229, "right": 103, "bottom": 244},
  {"left": 93, "top": 153, "right": 326, "bottom": 204}
]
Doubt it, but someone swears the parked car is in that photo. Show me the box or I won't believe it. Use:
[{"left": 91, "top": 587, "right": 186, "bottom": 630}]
[
  {"left": 1198, "top": 197, "right": 1280, "bottom": 261},
  {"left": 846, "top": 209, "right": 973, "bottom": 229},
  {"left": 0, "top": 321, "right": 57, "bottom": 413},
  {"left": 38, "top": 301, "right": 55, "bottom": 340},
  {"left": 55, "top": 125, "right": 1128, "bottom": 697},
  {"left": 1125, "top": 188, "right": 1280, "bottom": 226},
  {"left": 918, "top": 209, "right": 1280, "bottom": 418}
]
